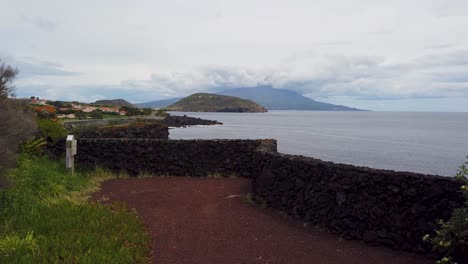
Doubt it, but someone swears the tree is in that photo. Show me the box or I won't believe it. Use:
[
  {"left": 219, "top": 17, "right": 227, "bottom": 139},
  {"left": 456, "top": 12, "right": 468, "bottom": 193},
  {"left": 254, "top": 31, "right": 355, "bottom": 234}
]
[
  {"left": 75, "top": 111, "right": 86, "bottom": 120},
  {"left": 89, "top": 109, "right": 103, "bottom": 119},
  {"left": 0, "top": 61, "right": 19, "bottom": 99},
  {"left": 142, "top": 108, "right": 152, "bottom": 115},
  {"left": 120, "top": 106, "right": 141, "bottom": 116},
  {"left": 0, "top": 61, "right": 37, "bottom": 186},
  {"left": 155, "top": 108, "right": 168, "bottom": 117}
]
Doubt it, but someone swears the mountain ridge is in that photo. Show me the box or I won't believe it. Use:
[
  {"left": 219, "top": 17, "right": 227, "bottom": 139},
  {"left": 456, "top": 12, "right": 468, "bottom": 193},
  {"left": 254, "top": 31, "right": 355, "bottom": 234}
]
[
  {"left": 93, "top": 99, "right": 136, "bottom": 108},
  {"left": 137, "top": 86, "right": 364, "bottom": 111},
  {"left": 217, "top": 86, "right": 363, "bottom": 111},
  {"left": 167, "top": 93, "right": 267, "bottom": 112}
]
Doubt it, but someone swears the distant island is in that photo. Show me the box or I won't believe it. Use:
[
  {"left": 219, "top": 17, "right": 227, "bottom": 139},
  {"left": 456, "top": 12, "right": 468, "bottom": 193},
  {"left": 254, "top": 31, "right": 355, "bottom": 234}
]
[
  {"left": 138, "top": 98, "right": 182, "bottom": 108},
  {"left": 166, "top": 93, "right": 267, "bottom": 113},
  {"left": 218, "top": 86, "right": 363, "bottom": 111},
  {"left": 93, "top": 99, "right": 136, "bottom": 108},
  {"left": 137, "top": 86, "right": 364, "bottom": 111}
]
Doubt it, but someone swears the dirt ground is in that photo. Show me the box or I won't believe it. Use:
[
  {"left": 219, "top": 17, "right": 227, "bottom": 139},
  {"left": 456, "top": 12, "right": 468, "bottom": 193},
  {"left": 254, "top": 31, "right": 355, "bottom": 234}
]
[{"left": 94, "top": 177, "right": 432, "bottom": 264}]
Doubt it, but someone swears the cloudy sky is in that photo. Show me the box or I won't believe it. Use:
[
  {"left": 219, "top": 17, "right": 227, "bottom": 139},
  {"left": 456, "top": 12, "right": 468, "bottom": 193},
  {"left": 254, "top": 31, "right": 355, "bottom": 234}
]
[{"left": 1, "top": 0, "right": 468, "bottom": 111}]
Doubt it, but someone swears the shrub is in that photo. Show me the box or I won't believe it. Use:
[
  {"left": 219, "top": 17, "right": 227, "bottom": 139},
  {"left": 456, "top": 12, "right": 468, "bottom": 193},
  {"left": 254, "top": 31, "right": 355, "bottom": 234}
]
[
  {"left": 155, "top": 108, "right": 168, "bottom": 117},
  {"left": 0, "top": 100, "right": 37, "bottom": 184},
  {"left": 33, "top": 105, "right": 57, "bottom": 119},
  {"left": 424, "top": 159, "right": 468, "bottom": 264},
  {"left": 20, "top": 138, "right": 47, "bottom": 157},
  {"left": 0, "top": 61, "right": 18, "bottom": 100},
  {"left": 36, "top": 118, "right": 67, "bottom": 143},
  {"left": 120, "top": 106, "right": 141, "bottom": 116},
  {"left": 0, "top": 231, "right": 39, "bottom": 258},
  {"left": 75, "top": 110, "right": 86, "bottom": 120}
]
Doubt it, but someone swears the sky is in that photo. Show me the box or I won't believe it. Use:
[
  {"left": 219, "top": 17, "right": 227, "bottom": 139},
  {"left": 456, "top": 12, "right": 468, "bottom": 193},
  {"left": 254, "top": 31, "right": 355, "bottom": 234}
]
[{"left": 1, "top": 0, "right": 468, "bottom": 111}]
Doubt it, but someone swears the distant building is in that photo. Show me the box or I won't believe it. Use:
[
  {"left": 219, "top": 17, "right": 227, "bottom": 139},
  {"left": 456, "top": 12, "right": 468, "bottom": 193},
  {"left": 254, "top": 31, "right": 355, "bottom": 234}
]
[
  {"left": 81, "top": 106, "right": 97, "bottom": 113},
  {"left": 29, "top": 96, "right": 47, "bottom": 105},
  {"left": 57, "top": 113, "right": 76, "bottom": 119},
  {"left": 99, "top": 106, "right": 120, "bottom": 113}
]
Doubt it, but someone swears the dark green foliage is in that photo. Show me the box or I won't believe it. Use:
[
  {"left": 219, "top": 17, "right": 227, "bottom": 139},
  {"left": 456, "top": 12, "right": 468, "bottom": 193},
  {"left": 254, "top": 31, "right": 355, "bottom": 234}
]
[
  {"left": 89, "top": 109, "right": 103, "bottom": 119},
  {"left": 155, "top": 108, "right": 168, "bottom": 117},
  {"left": 142, "top": 107, "right": 152, "bottom": 115},
  {"left": 0, "top": 61, "right": 18, "bottom": 100},
  {"left": 0, "top": 100, "right": 37, "bottom": 174},
  {"left": 36, "top": 118, "right": 67, "bottom": 143},
  {"left": 0, "top": 62, "right": 37, "bottom": 183},
  {"left": 425, "top": 159, "right": 468, "bottom": 264},
  {"left": 120, "top": 106, "right": 142, "bottom": 116},
  {"left": 56, "top": 108, "right": 74, "bottom": 115},
  {"left": 20, "top": 137, "right": 47, "bottom": 157},
  {"left": 0, "top": 156, "right": 150, "bottom": 263},
  {"left": 75, "top": 110, "right": 86, "bottom": 120}
]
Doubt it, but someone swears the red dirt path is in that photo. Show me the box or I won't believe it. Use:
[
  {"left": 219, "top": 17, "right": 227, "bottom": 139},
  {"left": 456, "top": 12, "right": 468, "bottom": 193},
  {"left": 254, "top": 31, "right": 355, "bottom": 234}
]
[{"left": 94, "top": 178, "right": 432, "bottom": 264}]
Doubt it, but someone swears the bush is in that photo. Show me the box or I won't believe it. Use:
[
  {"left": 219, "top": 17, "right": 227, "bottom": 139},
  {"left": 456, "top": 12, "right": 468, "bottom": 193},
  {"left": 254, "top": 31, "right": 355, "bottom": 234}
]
[
  {"left": 0, "top": 61, "right": 18, "bottom": 100},
  {"left": 120, "top": 106, "right": 141, "bottom": 116},
  {"left": 0, "top": 100, "right": 37, "bottom": 184},
  {"left": 424, "top": 159, "right": 468, "bottom": 264},
  {"left": 89, "top": 109, "right": 103, "bottom": 119},
  {"left": 36, "top": 118, "right": 67, "bottom": 143},
  {"left": 20, "top": 138, "right": 47, "bottom": 157},
  {"left": 155, "top": 108, "right": 168, "bottom": 117},
  {"left": 75, "top": 110, "right": 86, "bottom": 120}
]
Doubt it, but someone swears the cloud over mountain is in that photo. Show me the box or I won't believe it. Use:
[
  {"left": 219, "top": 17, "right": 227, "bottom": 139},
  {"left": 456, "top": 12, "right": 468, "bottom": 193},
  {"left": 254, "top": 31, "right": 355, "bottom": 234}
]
[{"left": 2, "top": 0, "right": 468, "bottom": 110}]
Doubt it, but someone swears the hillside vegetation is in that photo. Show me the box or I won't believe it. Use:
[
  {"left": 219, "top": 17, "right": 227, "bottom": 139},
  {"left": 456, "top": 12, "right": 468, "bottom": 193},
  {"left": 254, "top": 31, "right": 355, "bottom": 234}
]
[
  {"left": 93, "top": 99, "right": 135, "bottom": 108},
  {"left": 0, "top": 156, "right": 149, "bottom": 263},
  {"left": 167, "top": 93, "right": 267, "bottom": 113}
]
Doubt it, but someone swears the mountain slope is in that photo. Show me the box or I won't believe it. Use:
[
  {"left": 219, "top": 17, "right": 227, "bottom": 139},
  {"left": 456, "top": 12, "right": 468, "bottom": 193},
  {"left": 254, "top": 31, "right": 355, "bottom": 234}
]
[
  {"left": 167, "top": 93, "right": 267, "bottom": 112},
  {"left": 136, "top": 98, "right": 182, "bottom": 108},
  {"left": 217, "top": 86, "right": 363, "bottom": 111},
  {"left": 93, "top": 99, "right": 135, "bottom": 108}
]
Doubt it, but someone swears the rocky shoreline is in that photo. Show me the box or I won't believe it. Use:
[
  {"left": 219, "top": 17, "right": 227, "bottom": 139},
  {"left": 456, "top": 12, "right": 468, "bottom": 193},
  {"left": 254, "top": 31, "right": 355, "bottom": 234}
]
[{"left": 163, "top": 115, "right": 222, "bottom": 127}]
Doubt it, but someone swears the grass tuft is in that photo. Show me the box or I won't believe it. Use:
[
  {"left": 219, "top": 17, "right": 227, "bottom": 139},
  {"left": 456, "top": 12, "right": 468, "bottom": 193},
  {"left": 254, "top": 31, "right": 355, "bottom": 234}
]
[{"left": 0, "top": 156, "right": 150, "bottom": 263}]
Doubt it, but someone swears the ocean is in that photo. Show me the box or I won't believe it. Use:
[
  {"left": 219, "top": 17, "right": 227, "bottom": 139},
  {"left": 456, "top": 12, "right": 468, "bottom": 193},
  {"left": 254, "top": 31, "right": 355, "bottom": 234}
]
[{"left": 169, "top": 111, "right": 468, "bottom": 176}]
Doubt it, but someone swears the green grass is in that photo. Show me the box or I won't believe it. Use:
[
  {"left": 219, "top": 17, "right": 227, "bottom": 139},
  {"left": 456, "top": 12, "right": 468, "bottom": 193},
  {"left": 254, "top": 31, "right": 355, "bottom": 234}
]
[
  {"left": 0, "top": 156, "right": 150, "bottom": 263},
  {"left": 102, "top": 114, "right": 127, "bottom": 119}
]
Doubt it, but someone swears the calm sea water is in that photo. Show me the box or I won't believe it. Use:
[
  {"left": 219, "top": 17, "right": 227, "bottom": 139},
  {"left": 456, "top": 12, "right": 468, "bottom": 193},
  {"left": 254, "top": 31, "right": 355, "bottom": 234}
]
[{"left": 169, "top": 111, "right": 468, "bottom": 176}]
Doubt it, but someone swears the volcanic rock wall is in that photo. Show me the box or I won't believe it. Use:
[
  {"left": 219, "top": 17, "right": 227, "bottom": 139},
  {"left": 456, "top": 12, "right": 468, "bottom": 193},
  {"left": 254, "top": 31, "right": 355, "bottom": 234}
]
[
  {"left": 76, "top": 138, "right": 277, "bottom": 177},
  {"left": 77, "top": 122, "right": 169, "bottom": 139},
  {"left": 49, "top": 132, "right": 464, "bottom": 255},
  {"left": 251, "top": 151, "right": 464, "bottom": 254}
]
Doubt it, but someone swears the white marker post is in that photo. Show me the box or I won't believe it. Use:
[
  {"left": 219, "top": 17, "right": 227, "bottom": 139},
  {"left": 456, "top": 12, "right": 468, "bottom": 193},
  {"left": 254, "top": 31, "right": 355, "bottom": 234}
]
[{"left": 66, "top": 135, "right": 77, "bottom": 174}]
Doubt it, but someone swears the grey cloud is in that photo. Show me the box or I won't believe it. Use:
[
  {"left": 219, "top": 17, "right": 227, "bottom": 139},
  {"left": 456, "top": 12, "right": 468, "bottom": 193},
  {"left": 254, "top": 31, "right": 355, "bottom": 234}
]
[
  {"left": 435, "top": 1, "right": 468, "bottom": 18},
  {"left": 34, "top": 17, "right": 56, "bottom": 32},
  {"left": 413, "top": 50, "right": 468, "bottom": 68},
  {"left": 367, "top": 28, "right": 393, "bottom": 35},
  {"left": 12, "top": 50, "right": 468, "bottom": 104},
  {"left": 21, "top": 15, "right": 57, "bottom": 32},
  {"left": 112, "top": 50, "right": 468, "bottom": 101},
  {"left": 317, "top": 41, "right": 352, "bottom": 46},
  {"left": 425, "top": 43, "right": 455, "bottom": 50},
  {"left": 1, "top": 56, "right": 79, "bottom": 78}
]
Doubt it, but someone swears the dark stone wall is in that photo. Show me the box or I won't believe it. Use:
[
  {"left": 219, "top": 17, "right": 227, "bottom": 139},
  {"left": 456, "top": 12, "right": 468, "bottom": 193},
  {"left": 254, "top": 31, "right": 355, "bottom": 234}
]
[
  {"left": 252, "top": 151, "right": 464, "bottom": 254},
  {"left": 49, "top": 134, "right": 464, "bottom": 255},
  {"left": 77, "top": 122, "right": 169, "bottom": 139},
  {"left": 76, "top": 138, "right": 277, "bottom": 177},
  {"left": 63, "top": 117, "right": 164, "bottom": 128}
]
